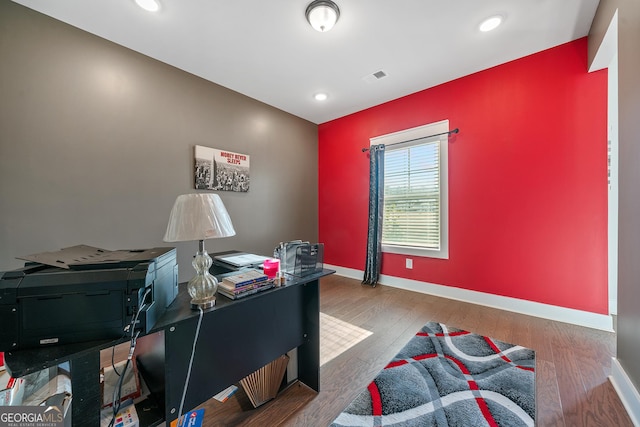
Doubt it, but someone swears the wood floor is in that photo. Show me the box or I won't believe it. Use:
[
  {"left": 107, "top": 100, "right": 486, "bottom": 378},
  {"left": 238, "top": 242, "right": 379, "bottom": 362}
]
[{"left": 198, "top": 274, "right": 632, "bottom": 426}]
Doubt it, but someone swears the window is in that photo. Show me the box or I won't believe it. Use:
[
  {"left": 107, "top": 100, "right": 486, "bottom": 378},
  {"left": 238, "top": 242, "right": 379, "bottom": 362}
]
[{"left": 370, "top": 120, "right": 449, "bottom": 259}]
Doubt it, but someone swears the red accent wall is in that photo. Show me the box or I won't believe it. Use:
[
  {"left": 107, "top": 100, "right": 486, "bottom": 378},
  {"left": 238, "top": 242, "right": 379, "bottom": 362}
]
[{"left": 318, "top": 38, "right": 608, "bottom": 314}]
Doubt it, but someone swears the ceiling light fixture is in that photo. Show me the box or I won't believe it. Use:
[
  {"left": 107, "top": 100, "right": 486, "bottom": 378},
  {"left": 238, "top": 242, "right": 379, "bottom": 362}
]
[
  {"left": 479, "top": 15, "right": 503, "bottom": 32},
  {"left": 135, "top": 0, "right": 160, "bottom": 12},
  {"left": 314, "top": 93, "right": 328, "bottom": 101},
  {"left": 306, "top": 0, "right": 340, "bottom": 32}
]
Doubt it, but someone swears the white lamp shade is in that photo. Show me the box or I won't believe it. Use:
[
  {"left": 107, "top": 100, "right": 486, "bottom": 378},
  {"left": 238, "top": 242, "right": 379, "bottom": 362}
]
[{"left": 163, "top": 193, "right": 236, "bottom": 242}]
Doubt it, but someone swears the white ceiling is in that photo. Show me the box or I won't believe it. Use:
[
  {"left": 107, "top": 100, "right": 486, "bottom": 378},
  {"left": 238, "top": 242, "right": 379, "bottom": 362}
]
[{"left": 12, "top": 0, "right": 600, "bottom": 124}]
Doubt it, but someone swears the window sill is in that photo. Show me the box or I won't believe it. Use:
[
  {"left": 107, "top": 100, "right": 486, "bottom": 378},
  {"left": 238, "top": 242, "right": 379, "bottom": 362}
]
[{"left": 382, "top": 244, "right": 449, "bottom": 260}]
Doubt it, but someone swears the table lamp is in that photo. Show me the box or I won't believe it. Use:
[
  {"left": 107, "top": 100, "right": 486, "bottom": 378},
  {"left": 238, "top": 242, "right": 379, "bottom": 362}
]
[{"left": 163, "top": 193, "right": 236, "bottom": 309}]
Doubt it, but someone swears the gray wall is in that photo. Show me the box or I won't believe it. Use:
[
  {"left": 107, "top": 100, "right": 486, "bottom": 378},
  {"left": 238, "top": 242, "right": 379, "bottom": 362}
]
[
  {"left": 589, "top": 0, "right": 640, "bottom": 390},
  {"left": 0, "top": 1, "right": 319, "bottom": 282}
]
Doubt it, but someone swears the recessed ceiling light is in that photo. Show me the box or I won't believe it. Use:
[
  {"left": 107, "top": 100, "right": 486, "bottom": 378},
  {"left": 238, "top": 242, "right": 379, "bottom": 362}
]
[
  {"left": 479, "top": 15, "right": 503, "bottom": 32},
  {"left": 135, "top": 0, "right": 160, "bottom": 12},
  {"left": 314, "top": 93, "right": 328, "bottom": 101}
]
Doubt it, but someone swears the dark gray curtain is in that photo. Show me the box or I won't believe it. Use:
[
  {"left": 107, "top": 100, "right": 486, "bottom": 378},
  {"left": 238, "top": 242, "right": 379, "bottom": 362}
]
[{"left": 362, "top": 144, "right": 385, "bottom": 286}]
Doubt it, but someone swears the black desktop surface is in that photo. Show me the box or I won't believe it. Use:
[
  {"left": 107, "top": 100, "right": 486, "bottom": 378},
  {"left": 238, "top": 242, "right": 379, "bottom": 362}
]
[{"left": 152, "top": 267, "right": 332, "bottom": 330}]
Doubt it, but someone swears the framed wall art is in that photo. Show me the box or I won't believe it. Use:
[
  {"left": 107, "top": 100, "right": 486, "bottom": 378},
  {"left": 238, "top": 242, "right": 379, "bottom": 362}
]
[{"left": 194, "top": 145, "right": 250, "bottom": 192}]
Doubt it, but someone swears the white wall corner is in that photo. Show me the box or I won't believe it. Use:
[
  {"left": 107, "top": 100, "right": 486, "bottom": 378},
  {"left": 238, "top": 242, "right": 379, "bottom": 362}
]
[
  {"left": 610, "top": 357, "right": 640, "bottom": 426},
  {"left": 325, "top": 264, "right": 613, "bottom": 331},
  {"left": 589, "top": 9, "right": 618, "bottom": 72}
]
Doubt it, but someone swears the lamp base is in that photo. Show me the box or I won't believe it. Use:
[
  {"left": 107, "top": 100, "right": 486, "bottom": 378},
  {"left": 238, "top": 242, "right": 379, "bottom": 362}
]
[
  {"left": 187, "top": 241, "right": 218, "bottom": 311},
  {"left": 190, "top": 295, "right": 216, "bottom": 310}
]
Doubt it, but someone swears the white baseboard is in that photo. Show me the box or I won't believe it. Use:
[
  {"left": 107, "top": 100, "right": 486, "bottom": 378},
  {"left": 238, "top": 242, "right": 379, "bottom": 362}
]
[
  {"left": 325, "top": 264, "right": 613, "bottom": 331},
  {"left": 610, "top": 358, "right": 640, "bottom": 426}
]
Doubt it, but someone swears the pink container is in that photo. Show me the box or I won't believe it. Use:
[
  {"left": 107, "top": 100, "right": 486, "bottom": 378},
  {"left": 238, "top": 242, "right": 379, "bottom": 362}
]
[{"left": 263, "top": 259, "right": 280, "bottom": 279}]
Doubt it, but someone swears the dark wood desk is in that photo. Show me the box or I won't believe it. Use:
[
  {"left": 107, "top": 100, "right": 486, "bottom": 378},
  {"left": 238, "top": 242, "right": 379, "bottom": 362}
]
[{"left": 5, "top": 268, "right": 334, "bottom": 426}]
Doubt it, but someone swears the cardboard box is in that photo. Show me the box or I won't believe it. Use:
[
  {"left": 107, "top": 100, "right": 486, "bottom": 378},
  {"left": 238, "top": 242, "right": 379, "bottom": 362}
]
[{"left": 101, "top": 359, "right": 141, "bottom": 408}]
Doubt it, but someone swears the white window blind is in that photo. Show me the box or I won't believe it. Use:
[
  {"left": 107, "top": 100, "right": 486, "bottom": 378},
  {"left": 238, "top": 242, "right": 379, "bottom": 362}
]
[
  {"left": 383, "top": 139, "right": 441, "bottom": 250},
  {"left": 371, "top": 120, "right": 449, "bottom": 259}
]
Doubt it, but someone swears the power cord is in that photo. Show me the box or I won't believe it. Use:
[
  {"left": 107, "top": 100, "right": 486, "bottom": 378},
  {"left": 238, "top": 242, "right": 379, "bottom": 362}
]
[
  {"left": 107, "top": 287, "right": 152, "bottom": 427},
  {"left": 107, "top": 330, "right": 140, "bottom": 427},
  {"left": 176, "top": 306, "right": 204, "bottom": 427},
  {"left": 112, "top": 286, "right": 152, "bottom": 373}
]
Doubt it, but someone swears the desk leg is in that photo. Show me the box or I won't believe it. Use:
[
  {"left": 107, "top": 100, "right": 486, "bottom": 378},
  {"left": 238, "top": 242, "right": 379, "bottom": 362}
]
[
  {"left": 70, "top": 352, "right": 101, "bottom": 427},
  {"left": 297, "top": 280, "right": 320, "bottom": 392}
]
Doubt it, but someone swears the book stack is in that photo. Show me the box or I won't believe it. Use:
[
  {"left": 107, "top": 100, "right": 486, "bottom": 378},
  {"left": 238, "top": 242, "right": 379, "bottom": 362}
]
[{"left": 217, "top": 269, "right": 273, "bottom": 300}]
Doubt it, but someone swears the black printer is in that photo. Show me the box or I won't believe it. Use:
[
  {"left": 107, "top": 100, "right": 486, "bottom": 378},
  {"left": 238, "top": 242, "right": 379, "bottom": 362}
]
[{"left": 0, "top": 246, "right": 178, "bottom": 351}]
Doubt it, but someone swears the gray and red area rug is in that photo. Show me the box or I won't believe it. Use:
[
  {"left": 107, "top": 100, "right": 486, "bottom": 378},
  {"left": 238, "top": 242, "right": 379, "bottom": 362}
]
[{"left": 330, "top": 322, "right": 535, "bottom": 427}]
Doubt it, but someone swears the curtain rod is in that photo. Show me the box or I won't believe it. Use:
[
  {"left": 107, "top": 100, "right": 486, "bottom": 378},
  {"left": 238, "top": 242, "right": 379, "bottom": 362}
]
[{"left": 361, "top": 128, "right": 459, "bottom": 152}]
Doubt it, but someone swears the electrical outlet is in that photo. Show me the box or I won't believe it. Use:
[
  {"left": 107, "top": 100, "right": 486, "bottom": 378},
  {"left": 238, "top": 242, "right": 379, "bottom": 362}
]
[{"left": 405, "top": 258, "right": 413, "bottom": 269}]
